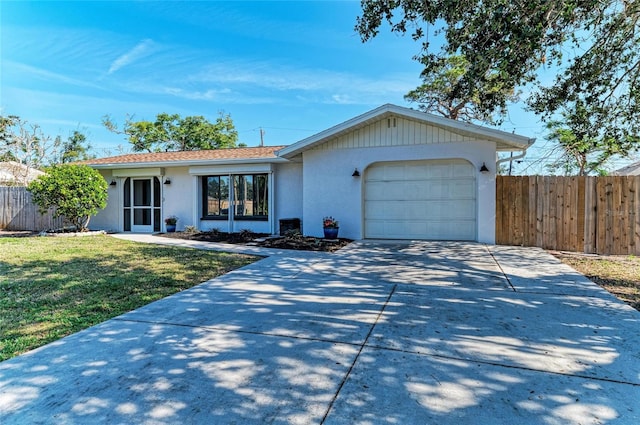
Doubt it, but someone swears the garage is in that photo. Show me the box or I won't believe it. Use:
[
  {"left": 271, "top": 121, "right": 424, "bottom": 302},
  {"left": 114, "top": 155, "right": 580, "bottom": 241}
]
[{"left": 364, "top": 159, "right": 476, "bottom": 240}]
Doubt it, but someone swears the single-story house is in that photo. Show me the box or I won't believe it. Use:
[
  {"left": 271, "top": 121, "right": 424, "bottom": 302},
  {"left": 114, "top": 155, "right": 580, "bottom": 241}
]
[
  {"left": 613, "top": 161, "right": 640, "bottom": 176},
  {"left": 85, "top": 104, "right": 535, "bottom": 243},
  {"left": 0, "top": 161, "right": 45, "bottom": 186}
]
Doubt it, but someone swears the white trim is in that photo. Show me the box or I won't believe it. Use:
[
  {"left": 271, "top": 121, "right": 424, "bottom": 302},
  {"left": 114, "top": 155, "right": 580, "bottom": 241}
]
[
  {"left": 268, "top": 172, "right": 275, "bottom": 235},
  {"left": 112, "top": 168, "right": 165, "bottom": 177},
  {"left": 192, "top": 176, "right": 200, "bottom": 231},
  {"left": 189, "top": 163, "right": 274, "bottom": 175},
  {"left": 277, "top": 104, "right": 535, "bottom": 158}
]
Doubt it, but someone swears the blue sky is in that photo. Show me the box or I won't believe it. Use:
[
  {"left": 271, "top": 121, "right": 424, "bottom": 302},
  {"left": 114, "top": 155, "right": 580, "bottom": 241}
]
[{"left": 0, "top": 1, "right": 577, "bottom": 171}]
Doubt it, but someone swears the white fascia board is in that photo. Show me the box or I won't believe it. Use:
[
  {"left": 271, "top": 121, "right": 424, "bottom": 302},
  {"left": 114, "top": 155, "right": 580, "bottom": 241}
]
[
  {"left": 112, "top": 167, "right": 165, "bottom": 177},
  {"left": 189, "top": 163, "right": 274, "bottom": 175},
  {"left": 277, "top": 103, "right": 535, "bottom": 158},
  {"left": 90, "top": 157, "right": 288, "bottom": 170}
]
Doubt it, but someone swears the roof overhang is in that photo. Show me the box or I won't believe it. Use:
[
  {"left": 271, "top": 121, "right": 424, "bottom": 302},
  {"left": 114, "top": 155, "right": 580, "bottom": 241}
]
[
  {"left": 89, "top": 157, "right": 288, "bottom": 170},
  {"left": 277, "top": 104, "right": 535, "bottom": 159}
]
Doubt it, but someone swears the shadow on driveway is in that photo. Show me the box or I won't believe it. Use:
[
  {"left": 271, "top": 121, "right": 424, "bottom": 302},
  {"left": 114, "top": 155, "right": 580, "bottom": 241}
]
[{"left": 1, "top": 240, "right": 639, "bottom": 424}]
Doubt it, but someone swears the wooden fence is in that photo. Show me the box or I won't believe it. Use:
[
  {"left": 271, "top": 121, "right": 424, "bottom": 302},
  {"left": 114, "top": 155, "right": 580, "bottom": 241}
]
[
  {"left": 496, "top": 176, "right": 640, "bottom": 255},
  {"left": 0, "top": 187, "right": 65, "bottom": 231}
]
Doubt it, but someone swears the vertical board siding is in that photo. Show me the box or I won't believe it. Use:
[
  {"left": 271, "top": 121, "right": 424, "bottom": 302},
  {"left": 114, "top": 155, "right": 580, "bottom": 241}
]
[
  {"left": 0, "top": 187, "right": 65, "bottom": 231},
  {"left": 496, "top": 176, "right": 640, "bottom": 255},
  {"left": 310, "top": 116, "right": 474, "bottom": 151}
]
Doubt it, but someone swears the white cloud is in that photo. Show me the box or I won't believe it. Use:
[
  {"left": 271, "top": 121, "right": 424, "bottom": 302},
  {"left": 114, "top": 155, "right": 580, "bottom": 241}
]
[
  {"left": 331, "top": 94, "right": 355, "bottom": 105},
  {"left": 186, "top": 60, "right": 417, "bottom": 102},
  {"left": 108, "top": 39, "right": 155, "bottom": 75},
  {"left": 4, "top": 60, "right": 104, "bottom": 90}
]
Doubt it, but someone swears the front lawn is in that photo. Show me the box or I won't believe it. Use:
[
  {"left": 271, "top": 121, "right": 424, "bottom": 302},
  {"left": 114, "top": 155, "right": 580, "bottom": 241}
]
[
  {"left": 552, "top": 251, "right": 640, "bottom": 311},
  {"left": 0, "top": 235, "right": 257, "bottom": 361}
]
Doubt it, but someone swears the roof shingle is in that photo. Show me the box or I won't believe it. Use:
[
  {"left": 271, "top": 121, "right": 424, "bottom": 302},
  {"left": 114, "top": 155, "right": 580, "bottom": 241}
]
[{"left": 82, "top": 146, "right": 287, "bottom": 166}]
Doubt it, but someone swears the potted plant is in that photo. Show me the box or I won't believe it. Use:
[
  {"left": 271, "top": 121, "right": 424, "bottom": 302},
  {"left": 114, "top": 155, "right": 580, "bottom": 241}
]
[
  {"left": 164, "top": 215, "right": 178, "bottom": 233},
  {"left": 322, "top": 216, "right": 339, "bottom": 239}
]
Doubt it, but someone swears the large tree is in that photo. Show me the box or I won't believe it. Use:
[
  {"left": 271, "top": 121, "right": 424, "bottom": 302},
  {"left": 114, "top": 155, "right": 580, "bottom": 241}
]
[
  {"left": 61, "top": 130, "right": 94, "bottom": 163},
  {"left": 0, "top": 115, "right": 58, "bottom": 184},
  {"left": 405, "top": 55, "right": 518, "bottom": 124},
  {"left": 544, "top": 101, "right": 637, "bottom": 176},
  {"left": 357, "top": 0, "right": 640, "bottom": 156},
  {"left": 103, "top": 112, "right": 238, "bottom": 152}
]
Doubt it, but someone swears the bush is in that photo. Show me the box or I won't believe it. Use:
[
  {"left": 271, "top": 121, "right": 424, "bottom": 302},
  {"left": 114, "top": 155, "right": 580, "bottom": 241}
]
[{"left": 28, "top": 164, "right": 107, "bottom": 231}]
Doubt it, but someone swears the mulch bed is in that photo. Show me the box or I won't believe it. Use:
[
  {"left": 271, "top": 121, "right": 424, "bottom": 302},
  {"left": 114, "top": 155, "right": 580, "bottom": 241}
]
[
  {"left": 1, "top": 229, "right": 353, "bottom": 252},
  {"left": 159, "top": 231, "right": 352, "bottom": 252}
]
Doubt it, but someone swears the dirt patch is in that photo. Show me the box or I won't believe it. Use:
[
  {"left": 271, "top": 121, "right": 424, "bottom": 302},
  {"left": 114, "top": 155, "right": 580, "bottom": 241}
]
[
  {"left": 159, "top": 231, "right": 352, "bottom": 253},
  {"left": 0, "top": 230, "right": 39, "bottom": 238},
  {"left": 551, "top": 251, "right": 640, "bottom": 311}
]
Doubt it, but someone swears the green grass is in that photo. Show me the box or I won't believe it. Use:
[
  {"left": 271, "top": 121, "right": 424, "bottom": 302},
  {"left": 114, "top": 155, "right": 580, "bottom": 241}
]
[{"left": 0, "top": 235, "right": 257, "bottom": 361}]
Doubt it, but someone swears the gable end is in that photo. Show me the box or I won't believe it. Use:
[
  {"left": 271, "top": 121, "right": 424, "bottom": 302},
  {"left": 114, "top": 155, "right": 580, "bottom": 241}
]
[{"left": 310, "top": 116, "right": 475, "bottom": 152}]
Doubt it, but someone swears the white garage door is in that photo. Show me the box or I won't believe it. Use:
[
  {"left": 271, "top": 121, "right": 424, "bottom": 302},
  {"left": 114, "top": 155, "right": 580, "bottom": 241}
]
[{"left": 364, "top": 159, "right": 476, "bottom": 240}]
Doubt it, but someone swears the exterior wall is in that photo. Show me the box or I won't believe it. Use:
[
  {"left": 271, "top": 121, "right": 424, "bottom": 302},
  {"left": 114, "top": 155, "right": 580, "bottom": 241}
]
[
  {"left": 302, "top": 141, "right": 497, "bottom": 243},
  {"left": 91, "top": 170, "right": 122, "bottom": 232},
  {"left": 91, "top": 167, "right": 191, "bottom": 232},
  {"left": 273, "top": 162, "right": 303, "bottom": 233},
  {"left": 93, "top": 162, "right": 296, "bottom": 235},
  {"left": 161, "top": 166, "right": 192, "bottom": 231}
]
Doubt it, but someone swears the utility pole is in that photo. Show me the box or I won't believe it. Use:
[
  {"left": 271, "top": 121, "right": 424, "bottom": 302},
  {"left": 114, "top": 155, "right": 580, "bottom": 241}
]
[{"left": 259, "top": 128, "right": 265, "bottom": 146}]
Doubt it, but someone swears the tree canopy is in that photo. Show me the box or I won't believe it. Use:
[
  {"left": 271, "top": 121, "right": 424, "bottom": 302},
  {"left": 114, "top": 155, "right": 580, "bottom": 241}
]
[
  {"left": 103, "top": 112, "right": 239, "bottom": 152},
  {"left": 60, "top": 130, "right": 94, "bottom": 163},
  {"left": 357, "top": 0, "right": 640, "bottom": 161},
  {"left": 1, "top": 115, "right": 54, "bottom": 183},
  {"left": 405, "top": 55, "right": 518, "bottom": 124}
]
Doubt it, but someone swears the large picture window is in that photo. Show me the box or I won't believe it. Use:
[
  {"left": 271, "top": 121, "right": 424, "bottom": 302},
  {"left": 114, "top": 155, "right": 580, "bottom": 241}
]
[{"left": 202, "top": 174, "right": 268, "bottom": 220}]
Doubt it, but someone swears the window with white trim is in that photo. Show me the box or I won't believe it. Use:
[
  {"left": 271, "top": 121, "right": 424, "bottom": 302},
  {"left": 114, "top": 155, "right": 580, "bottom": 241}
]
[{"left": 202, "top": 174, "right": 268, "bottom": 220}]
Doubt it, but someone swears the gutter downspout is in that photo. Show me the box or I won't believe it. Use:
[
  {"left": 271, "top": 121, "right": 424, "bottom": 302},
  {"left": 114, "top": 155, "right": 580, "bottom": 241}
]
[
  {"left": 496, "top": 150, "right": 528, "bottom": 167},
  {"left": 496, "top": 138, "right": 536, "bottom": 172}
]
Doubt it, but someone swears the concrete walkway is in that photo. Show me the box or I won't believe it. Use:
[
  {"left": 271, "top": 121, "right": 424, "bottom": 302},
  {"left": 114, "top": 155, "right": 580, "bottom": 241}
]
[{"left": 1, "top": 236, "right": 639, "bottom": 424}]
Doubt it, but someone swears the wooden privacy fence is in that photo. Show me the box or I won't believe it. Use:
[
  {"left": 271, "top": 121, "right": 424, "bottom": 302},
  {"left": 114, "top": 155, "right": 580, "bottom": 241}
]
[
  {"left": 496, "top": 176, "right": 640, "bottom": 255},
  {"left": 0, "top": 187, "right": 65, "bottom": 231}
]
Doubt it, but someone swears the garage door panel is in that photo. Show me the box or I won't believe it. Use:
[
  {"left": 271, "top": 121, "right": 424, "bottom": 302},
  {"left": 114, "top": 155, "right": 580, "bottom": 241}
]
[
  {"left": 452, "top": 163, "right": 476, "bottom": 177},
  {"left": 383, "top": 164, "right": 410, "bottom": 180},
  {"left": 424, "top": 163, "right": 454, "bottom": 178},
  {"left": 369, "top": 180, "right": 475, "bottom": 200},
  {"left": 366, "top": 219, "right": 476, "bottom": 240},
  {"left": 364, "top": 159, "right": 476, "bottom": 240}
]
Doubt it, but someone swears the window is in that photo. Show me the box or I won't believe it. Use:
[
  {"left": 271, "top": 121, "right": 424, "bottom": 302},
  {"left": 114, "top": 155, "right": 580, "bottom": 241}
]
[
  {"left": 202, "top": 174, "right": 268, "bottom": 220},
  {"left": 203, "top": 175, "right": 230, "bottom": 218},
  {"left": 233, "top": 174, "right": 268, "bottom": 219}
]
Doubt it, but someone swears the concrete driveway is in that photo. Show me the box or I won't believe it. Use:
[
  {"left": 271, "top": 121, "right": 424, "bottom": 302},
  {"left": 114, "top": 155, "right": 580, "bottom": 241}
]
[{"left": 1, "top": 238, "right": 639, "bottom": 424}]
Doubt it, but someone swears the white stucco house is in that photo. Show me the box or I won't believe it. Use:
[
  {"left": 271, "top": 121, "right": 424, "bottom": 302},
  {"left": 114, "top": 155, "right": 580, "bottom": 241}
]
[
  {"left": 85, "top": 104, "right": 535, "bottom": 243},
  {"left": 0, "top": 161, "right": 45, "bottom": 186}
]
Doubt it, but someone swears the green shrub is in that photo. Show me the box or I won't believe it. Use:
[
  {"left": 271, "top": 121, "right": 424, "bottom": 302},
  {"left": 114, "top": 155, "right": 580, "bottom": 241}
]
[{"left": 28, "top": 164, "right": 107, "bottom": 231}]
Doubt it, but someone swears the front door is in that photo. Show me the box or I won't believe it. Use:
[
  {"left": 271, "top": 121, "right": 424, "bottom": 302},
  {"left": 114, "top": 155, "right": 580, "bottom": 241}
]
[{"left": 123, "top": 177, "right": 161, "bottom": 232}]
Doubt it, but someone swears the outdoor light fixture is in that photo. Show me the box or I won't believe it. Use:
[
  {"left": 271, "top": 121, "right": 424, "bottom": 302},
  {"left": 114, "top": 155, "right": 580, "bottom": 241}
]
[
  {"left": 164, "top": 178, "right": 171, "bottom": 185},
  {"left": 109, "top": 180, "right": 117, "bottom": 186},
  {"left": 352, "top": 168, "right": 360, "bottom": 177},
  {"left": 480, "top": 163, "right": 490, "bottom": 174}
]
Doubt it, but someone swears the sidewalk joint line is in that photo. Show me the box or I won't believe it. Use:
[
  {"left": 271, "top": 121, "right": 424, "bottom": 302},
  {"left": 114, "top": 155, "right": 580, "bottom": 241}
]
[
  {"left": 485, "top": 244, "right": 517, "bottom": 292},
  {"left": 319, "top": 283, "right": 398, "bottom": 424},
  {"left": 364, "top": 343, "right": 640, "bottom": 387}
]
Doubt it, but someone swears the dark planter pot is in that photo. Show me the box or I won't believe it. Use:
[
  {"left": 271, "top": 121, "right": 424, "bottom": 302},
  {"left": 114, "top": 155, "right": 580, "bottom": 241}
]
[
  {"left": 166, "top": 224, "right": 177, "bottom": 233},
  {"left": 323, "top": 227, "right": 339, "bottom": 239}
]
